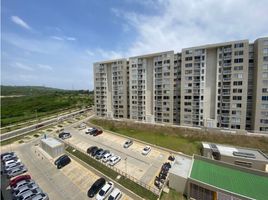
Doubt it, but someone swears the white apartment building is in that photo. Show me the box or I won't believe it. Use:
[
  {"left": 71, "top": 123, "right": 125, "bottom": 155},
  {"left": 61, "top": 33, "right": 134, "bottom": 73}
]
[{"left": 93, "top": 37, "right": 268, "bottom": 133}]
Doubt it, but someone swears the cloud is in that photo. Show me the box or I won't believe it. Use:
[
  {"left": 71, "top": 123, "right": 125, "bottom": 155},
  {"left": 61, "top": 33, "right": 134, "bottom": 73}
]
[
  {"left": 50, "top": 36, "right": 64, "bottom": 41},
  {"left": 112, "top": 0, "right": 268, "bottom": 56},
  {"left": 11, "top": 16, "right": 31, "bottom": 30},
  {"left": 38, "top": 64, "right": 53, "bottom": 71},
  {"left": 96, "top": 48, "right": 123, "bottom": 59},
  {"left": 15, "top": 62, "right": 34, "bottom": 71},
  {"left": 86, "top": 50, "right": 95, "bottom": 56},
  {"left": 50, "top": 36, "right": 76, "bottom": 41},
  {"left": 65, "top": 37, "right": 76, "bottom": 41}
]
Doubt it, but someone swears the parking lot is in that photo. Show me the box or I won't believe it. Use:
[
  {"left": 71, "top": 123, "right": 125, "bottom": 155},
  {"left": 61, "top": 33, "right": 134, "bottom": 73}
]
[
  {"left": 63, "top": 125, "right": 170, "bottom": 190},
  {"left": 1, "top": 139, "right": 133, "bottom": 200}
]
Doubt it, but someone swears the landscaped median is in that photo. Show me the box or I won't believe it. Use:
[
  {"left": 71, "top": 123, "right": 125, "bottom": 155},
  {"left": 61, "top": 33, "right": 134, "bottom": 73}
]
[{"left": 65, "top": 145, "right": 159, "bottom": 200}]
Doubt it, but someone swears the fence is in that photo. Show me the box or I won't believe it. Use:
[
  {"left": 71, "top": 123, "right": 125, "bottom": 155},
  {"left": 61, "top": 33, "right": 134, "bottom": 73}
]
[{"left": 62, "top": 139, "right": 161, "bottom": 196}]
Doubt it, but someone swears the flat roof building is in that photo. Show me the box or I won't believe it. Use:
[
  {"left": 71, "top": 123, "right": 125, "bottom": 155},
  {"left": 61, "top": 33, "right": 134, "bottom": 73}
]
[
  {"left": 40, "top": 137, "right": 65, "bottom": 158},
  {"left": 188, "top": 155, "right": 268, "bottom": 200},
  {"left": 202, "top": 142, "right": 268, "bottom": 172}
]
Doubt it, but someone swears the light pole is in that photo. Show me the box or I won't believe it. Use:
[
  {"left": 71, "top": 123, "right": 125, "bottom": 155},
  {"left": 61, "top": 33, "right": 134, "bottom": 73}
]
[{"left": 124, "top": 157, "right": 127, "bottom": 174}]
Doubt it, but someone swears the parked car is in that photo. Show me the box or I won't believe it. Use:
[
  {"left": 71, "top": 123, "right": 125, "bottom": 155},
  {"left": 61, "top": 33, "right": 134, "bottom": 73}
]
[
  {"left": 7, "top": 166, "right": 27, "bottom": 178},
  {"left": 1, "top": 152, "right": 16, "bottom": 161},
  {"left": 4, "top": 159, "right": 21, "bottom": 168},
  {"left": 107, "top": 156, "right": 121, "bottom": 166},
  {"left": 107, "top": 188, "right": 122, "bottom": 200},
  {"left": 80, "top": 123, "right": 86, "bottom": 129},
  {"left": 4, "top": 162, "right": 23, "bottom": 173},
  {"left": 31, "top": 192, "right": 49, "bottom": 200},
  {"left": 3, "top": 156, "right": 19, "bottom": 165},
  {"left": 94, "top": 148, "right": 103, "bottom": 158},
  {"left": 58, "top": 132, "right": 71, "bottom": 139},
  {"left": 93, "top": 129, "right": 103, "bottom": 136},
  {"left": 87, "top": 146, "right": 98, "bottom": 155},
  {"left": 102, "top": 153, "right": 113, "bottom": 163},
  {"left": 13, "top": 188, "right": 43, "bottom": 200},
  {"left": 123, "top": 140, "right": 133, "bottom": 148},
  {"left": 91, "top": 147, "right": 99, "bottom": 157},
  {"left": 142, "top": 146, "right": 151, "bottom": 155},
  {"left": 10, "top": 175, "right": 31, "bottom": 187},
  {"left": 12, "top": 179, "right": 35, "bottom": 191},
  {"left": 89, "top": 128, "right": 98, "bottom": 135},
  {"left": 85, "top": 128, "right": 94, "bottom": 134},
  {"left": 96, "top": 181, "right": 114, "bottom": 200},
  {"left": 87, "top": 178, "right": 106, "bottom": 198},
  {"left": 95, "top": 150, "right": 106, "bottom": 160},
  {"left": 12, "top": 183, "right": 39, "bottom": 198},
  {"left": 57, "top": 156, "right": 71, "bottom": 169},
  {"left": 54, "top": 155, "right": 68, "bottom": 166}
]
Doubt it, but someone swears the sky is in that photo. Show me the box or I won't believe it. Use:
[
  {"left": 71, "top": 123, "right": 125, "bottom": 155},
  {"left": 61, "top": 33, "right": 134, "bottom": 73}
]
[{"left": 1, "top": 0, "right": 268, "bottom": 90}]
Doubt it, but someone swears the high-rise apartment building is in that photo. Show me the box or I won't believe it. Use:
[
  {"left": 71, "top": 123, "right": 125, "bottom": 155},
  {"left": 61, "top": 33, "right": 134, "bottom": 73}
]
[{"left": 93, "top": 37, "right": 268, "bottom": 133}]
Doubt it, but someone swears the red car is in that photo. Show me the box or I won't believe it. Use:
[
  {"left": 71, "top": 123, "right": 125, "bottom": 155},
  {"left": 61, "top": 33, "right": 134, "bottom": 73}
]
[{"left": 9, "top": 174, "right": 31, "bottom": 187}]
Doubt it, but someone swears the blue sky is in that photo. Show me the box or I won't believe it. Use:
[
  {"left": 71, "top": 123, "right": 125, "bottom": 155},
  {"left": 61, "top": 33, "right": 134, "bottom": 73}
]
[{"left": 1, "top": 0, "right": 268, "bottom": 90}]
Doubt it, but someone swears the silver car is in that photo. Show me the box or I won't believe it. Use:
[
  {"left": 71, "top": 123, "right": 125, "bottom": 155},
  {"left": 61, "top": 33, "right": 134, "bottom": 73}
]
[
  {"left": 4, "top": 162, "right": 24, "bottom": 174},
  {"left": 31, "top": 193, "right": 49, "bottom": 200},
  {"left": 8, "top": 166, "right": 28, "bottom": 178},
  {"left": 12, "top": 183, "right": 39, "bottom": 198},
  {"left": 12, "top": 179, "right": 35, "bottom": 191},
  {"left": 14, "top": 188, "right": 43, "bottom": 200}
]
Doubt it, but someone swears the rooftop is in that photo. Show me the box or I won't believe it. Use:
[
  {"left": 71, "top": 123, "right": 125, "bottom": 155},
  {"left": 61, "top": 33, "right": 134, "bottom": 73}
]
[
  {"left": 190, "top": 157, "right": 268, "bottom": 200},
  {"left": 202, "top": 142, "right": 268, "bottom": 162},
  {"left": 41, "top": 137, "right": 63, "bottom": 148},
  {"left": 169, "top": 154, "right": 192, "bottom": 178}
]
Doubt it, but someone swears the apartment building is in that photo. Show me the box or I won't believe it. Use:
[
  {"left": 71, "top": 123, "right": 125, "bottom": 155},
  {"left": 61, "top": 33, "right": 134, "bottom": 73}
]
[
  {"left": 94, "top": 59, "right": 128, "bottom": 119},
  {"left": 93, "top": 37, "right": 268, "bottom": 133},
  {"left": 252, "top": 38, "right": 268, "bottom": 132},
  {"left": 128, "top": 51, "right": 174, "bottom": 124}
]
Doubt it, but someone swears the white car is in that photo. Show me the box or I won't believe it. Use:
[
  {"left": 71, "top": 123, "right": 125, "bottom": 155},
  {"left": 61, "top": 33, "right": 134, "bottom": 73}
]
[
  {"left": 96, "top": 181, "right": 114, "bottom": 200},
  {"left": 12, "top": 179, "right": 35, "bottom": 191},
  {"left": 108, "top": 156, "right": 121, "bottom": 166},
  {"left": 85, "top": 128, "right": 93, "bottom": 134},
  {"left": 142, "top": 146, "right": 151, "bottom": 155},
  {"left": 102, "top": 153, "right": 113, "bottom": 163},
  {"left": 4, "top": 159, "right": 21, "bottom": 167},
  {"left": 107, "top": 188, "right": 122, "bottom": 200}
]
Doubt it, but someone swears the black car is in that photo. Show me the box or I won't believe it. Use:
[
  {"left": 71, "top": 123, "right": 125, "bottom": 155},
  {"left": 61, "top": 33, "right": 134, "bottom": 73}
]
[
  {"left": 54, "top": 154, "right": 68, "bottom": 165},
  {"left": 87, "top": 146, "right": 97, "bottom": 155},
  {"left": 57, "top": 155, "right": 71, "bottom": 169},
  {"left": 93, "top": 148, "right": 103, "bottom": 157},
  {"left": 87, "top": 178, "right": 106, "bottom": 198},
  {"left": 58, "top": 132, "right": 71, "bottom": 139},
  {"left": 89, "top": 128, "right": 98, "bottom": 135},
  {"left": 95, "top": 150, "right": 106, "bottom": 160},
  {"left": 91, "top": 147, "right": 99, "bottom": 157}
]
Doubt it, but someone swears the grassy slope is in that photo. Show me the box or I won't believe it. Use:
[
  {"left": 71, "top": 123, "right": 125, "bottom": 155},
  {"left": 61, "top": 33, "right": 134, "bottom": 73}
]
[
  {"left": 90, "top": 118, "right": 268, "bottom": 156},
  {"left": 1, "top": 85, "right": 94, "bottom": 127}
]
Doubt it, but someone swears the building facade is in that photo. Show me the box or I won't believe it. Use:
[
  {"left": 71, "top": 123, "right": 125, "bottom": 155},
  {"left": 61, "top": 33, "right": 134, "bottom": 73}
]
[{"left": 93, "top": 37, "right": 268, "bottom": 133}]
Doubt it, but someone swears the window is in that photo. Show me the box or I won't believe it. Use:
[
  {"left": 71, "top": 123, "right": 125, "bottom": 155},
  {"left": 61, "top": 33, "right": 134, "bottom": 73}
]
[
  {"left": 264, "top": 56, "right": 268, "bottom": 62},
  {"left": 262, "top": 96, "right": 268, "bottom": 101},
  {"left": 234, "top": 50, "right": 244, "bottom": 56},
  {"left": 234, "top": 66, "right": 243, "bottom": 71},
  {"left": 263, "top": 64, "right": 268, "bottom": 70},
  {"left": 264, "top": 40, "right": 268, "bottom": 46},
  {"left": 185, "top": 56, "right": 192, "bottom": 61},
  {"left": 263, "top": 72, "right": 268, "bottom": 78},
  {"left": 185, "top": 63, "right": 192, "bottom": 68},
  {"left": 234, "top": 58, "right": 243, "bottom": 63},
  {"left": 260, "top": 119, "right": 268, "bottom": 124},
  {"left": 234, "top": 43, "right": 244, "bottom": 48},
  {"left": 233, "top": 81, "right": 243, "bottom": 86},
  {"left": 263, "top": 48, "right": 268, "bottom": 54},
  {"left": 233, "top": 73, "right": 243, "bottom": 79},
  {"left": 233, "top": 96, "right": 242, "bottom": 100},
  {"left": 234, "top": 160, "right": 252, "bottom": 168},
  {"left": 263, "top": 88, "right": 268, "bottom": 93}
]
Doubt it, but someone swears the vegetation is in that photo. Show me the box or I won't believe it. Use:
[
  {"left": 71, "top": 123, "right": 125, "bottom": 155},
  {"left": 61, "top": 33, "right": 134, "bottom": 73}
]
[
  {"left": 66, "top": 146, "right": 158, "bottom": 200},
  {"left": 1, "top": 85, "right": 94, "bottom": 127},
  {"left": 160, "top": 189, "right": 186, "bottom": 200},
  {"left": 89, "top": 118, "right": 268, "bottom": 155}
]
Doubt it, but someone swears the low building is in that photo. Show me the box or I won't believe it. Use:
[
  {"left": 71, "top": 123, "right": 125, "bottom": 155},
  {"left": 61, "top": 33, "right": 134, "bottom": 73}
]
[
  {"left": 201, "top": 142, "right": 268, "bottom": 172},
  {"left": 40, "top": 137, "right": 65, "bottom": 158},
  {"left": 168, "top": 155, "right": 192, "bottom": 193},
  {"left": 187, "top": 155, "right": 268, "bottom": 200}
]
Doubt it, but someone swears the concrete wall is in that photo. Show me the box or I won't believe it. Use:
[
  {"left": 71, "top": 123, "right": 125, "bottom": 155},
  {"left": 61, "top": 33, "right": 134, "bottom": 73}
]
[
  {"left": 169, "top": 173, "right": 188, "bottom": 194},
  {"left": 40, "top": 140, "right": 64, "bottom": 158}
]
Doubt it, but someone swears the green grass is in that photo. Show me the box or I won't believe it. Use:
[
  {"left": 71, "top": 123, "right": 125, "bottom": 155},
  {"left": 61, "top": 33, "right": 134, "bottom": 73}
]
[
  {"left": 1, "top": 85, "right": 94, "bottom": 127},
  {"left": 160, "top": 189, "right": 186, "bottom": 200},
  {"left": 66, "top": 146, "right": 158, "bottom": 200},
  {"left": 89, "top": 118, "right": 268, "bottom": 156}
]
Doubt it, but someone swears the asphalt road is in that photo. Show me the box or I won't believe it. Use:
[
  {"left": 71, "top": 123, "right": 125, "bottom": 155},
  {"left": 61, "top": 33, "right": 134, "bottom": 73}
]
[{"left": 0, "top": 108, "right": 91, "bottom": 141}]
